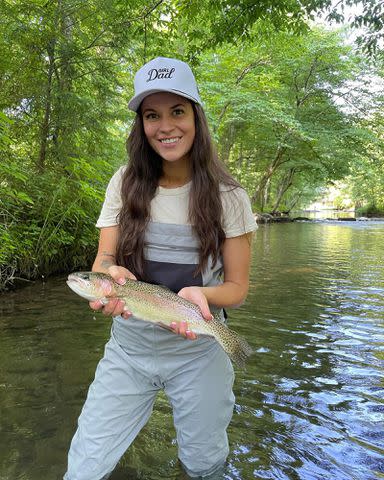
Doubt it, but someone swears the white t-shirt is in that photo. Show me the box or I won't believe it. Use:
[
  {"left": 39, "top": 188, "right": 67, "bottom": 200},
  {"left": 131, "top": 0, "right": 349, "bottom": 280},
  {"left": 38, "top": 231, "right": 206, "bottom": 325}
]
[{"left": 96, "top": 166, "right": 257, "bottom": 237}]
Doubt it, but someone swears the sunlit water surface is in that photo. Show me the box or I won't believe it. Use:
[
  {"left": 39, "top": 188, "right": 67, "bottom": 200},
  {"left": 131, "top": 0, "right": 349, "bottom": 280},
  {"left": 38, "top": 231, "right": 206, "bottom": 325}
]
[{"left": 1, "top": 221, "right": 383, "bottom": 479}]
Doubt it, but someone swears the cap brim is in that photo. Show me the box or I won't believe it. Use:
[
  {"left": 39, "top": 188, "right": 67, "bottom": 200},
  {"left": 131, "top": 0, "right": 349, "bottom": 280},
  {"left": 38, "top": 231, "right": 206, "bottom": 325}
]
[{"left": 128, "top": 88, "right": 200, "bottom": 112}]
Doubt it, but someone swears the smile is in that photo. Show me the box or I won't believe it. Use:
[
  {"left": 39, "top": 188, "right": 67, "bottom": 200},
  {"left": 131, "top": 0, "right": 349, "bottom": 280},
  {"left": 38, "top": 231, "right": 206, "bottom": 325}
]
[{"left": 160, "top": 137, "right": 181, "bottom": 144}]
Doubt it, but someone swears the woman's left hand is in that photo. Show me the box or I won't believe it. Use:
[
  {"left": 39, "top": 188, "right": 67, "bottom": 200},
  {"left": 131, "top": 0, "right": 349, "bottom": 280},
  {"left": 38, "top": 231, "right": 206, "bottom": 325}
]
[{"left": 173, "top": 287, "right": 213, "bottom": 340}]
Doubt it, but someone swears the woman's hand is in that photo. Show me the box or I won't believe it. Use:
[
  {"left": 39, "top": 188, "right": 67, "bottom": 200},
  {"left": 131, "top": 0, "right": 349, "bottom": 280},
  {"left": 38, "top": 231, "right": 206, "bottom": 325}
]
[
  {"left": 173, "top": 286, "right": 213, "bottom": 340},
  {"left": 89, "top": 266, "right": 136, "bottom": 319}
]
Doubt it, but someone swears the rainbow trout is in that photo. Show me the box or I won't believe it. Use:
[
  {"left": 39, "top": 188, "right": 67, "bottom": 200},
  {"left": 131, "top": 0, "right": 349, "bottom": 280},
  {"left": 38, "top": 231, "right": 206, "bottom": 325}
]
[{"left": 67, "top": 272, "right": 253, "bottom": 367}]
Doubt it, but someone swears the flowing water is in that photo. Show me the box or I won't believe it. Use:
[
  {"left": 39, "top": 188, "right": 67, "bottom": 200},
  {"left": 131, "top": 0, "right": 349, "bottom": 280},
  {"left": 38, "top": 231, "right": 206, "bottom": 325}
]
[{"left": 1, "top": 221, "right": 383, "bottom": 480}]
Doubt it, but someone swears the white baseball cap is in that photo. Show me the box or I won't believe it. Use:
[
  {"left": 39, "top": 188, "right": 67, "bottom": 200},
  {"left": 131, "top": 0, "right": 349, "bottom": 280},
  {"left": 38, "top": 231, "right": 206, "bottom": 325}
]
[{"left": 128, "top": 57, "right": 202, "bottom": 112}]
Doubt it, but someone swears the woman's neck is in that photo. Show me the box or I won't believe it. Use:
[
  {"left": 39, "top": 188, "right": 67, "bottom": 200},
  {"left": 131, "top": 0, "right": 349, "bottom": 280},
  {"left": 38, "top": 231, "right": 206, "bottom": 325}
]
[
  {"left": 159, "top": 159, "right": 191, "bottom": 188},
  {"left": 159, "top": 175, "right": 191, "bottom": 188}
]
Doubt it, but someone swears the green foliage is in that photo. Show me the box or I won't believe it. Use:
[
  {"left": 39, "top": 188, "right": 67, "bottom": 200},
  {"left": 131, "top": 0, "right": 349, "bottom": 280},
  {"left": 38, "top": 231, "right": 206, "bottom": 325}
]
[
  {"left": 346, "top": 111, "right": 384, "bottom": 213},
  {"left": 356, "top": 203, "right": 384, "bottom": 217},
  {"left": 0, "top": 158, "right": 112, "bottom": 289},
  {"left": 197, "top": 26, "right": 379, "bottom": 213},
  {"left": 0, "top": 0, "right": 132, "bottom": 289},
  {"left": 326, "top": 0, "right": 384, "bottom": 55}
]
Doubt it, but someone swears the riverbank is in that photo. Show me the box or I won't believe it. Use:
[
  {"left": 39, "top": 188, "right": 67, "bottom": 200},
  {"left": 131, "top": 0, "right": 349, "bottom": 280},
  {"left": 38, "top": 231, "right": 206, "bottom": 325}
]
[
  {"left": 255, "top": 212, "right": 384, "bottom": 224},
  {"left": 2, "top": 213, "right": 383, "bottom": 292}
]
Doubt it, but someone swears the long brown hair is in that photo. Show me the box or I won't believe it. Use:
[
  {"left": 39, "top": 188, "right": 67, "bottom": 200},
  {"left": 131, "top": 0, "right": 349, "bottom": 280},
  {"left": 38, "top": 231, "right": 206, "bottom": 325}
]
[{"left": 115, "top": 102, "right": 239, "bottom": 280}]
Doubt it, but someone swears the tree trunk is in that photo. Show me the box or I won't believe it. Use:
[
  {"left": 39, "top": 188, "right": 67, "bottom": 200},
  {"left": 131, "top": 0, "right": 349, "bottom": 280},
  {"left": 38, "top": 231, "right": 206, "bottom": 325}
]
[
  {"left": 251, "top": 142, "right": 288, "bottom": 208},
  {"left": 219, "top": 122, "right": 236, "bottom": 164},
  {"left": 37, "top": 41, "right": 55, "bottom": 172},
  {"left": 53, "top": 0, "right": 74, "bottom": 163},
  {"left": 287, "top": 192, "right": 302, "bottom": 213},
  {"left": 272, "top": 167, "right": 296, "bottom": 213}
]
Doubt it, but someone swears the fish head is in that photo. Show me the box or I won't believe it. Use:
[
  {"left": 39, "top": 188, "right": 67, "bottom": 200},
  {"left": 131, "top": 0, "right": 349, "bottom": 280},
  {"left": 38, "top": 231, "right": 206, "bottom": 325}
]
[{"left": 66, "top": 272, "right": 115, "bottom": 302}]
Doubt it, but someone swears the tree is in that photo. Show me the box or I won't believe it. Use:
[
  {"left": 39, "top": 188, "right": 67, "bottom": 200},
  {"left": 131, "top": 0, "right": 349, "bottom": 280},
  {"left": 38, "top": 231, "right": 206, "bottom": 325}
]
[
  {"left": 347, "top": 111, "right": 384, "bottom": 213},
  {"left": 197, "top": 25, "right": 377, "bottom": 212}
]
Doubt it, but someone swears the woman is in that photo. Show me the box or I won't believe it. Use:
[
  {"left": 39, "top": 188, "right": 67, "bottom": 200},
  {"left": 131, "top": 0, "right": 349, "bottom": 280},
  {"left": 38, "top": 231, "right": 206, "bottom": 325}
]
[{"left": 64, "top": 57, "right": 257, "bottom": 480}]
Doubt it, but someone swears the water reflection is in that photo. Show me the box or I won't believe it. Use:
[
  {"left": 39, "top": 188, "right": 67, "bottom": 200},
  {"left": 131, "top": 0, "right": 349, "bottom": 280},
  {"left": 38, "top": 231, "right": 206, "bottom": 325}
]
[
  {"left": 0, "top": 221, "right": 383, "bottom": 479},
  {"left": 228, "top": 222, "right": 384, "bottom": 480}
]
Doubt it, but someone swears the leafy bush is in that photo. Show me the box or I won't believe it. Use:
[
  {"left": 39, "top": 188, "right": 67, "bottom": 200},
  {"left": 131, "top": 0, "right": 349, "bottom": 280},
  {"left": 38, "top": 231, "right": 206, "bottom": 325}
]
[{"left": 356, "top": 203, "right": 384, "bottom": 217}]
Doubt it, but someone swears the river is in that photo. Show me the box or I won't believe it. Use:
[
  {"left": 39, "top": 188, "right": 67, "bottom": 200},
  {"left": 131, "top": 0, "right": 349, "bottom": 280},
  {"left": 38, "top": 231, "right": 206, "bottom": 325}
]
[{"left": 1, "top": 220, "right": 383, "bottom": 479}]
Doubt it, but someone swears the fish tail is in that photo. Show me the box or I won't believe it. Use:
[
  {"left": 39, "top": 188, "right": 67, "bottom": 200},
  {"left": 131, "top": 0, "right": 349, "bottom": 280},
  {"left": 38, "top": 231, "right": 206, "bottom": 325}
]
[
  {"left": 228, "top": 331, "right": 254, "bottom": 368},
  {"left": 215, "top": 323, "right": 253, "bottom": 368}
]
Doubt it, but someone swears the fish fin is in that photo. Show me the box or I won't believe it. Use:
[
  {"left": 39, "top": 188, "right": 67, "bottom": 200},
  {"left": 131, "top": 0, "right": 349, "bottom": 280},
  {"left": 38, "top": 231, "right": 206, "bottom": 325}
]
[{"left": 212, "top": 311, "right": 224, "bottom": 322}]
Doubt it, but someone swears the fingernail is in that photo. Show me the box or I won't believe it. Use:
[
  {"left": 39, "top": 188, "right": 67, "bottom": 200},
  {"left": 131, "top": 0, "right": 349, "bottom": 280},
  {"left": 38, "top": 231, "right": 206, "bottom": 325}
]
[
  {"left": 170, "top": 322, "right": 177, "bottom": 329},
  {"left": 118, "top": 277, "right": 126, "bottom": 285}
]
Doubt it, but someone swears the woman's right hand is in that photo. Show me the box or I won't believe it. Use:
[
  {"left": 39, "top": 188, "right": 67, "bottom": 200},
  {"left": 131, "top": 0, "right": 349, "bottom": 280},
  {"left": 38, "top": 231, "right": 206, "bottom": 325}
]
[{"left": 89, "top": 266, "right": 136, "bottom": 319}]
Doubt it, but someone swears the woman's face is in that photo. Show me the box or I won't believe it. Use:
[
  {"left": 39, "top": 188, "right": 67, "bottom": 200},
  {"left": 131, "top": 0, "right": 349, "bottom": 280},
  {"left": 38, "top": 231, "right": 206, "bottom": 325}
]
[{"left": 141, "top": 92, "right": 196, "bottom": 165}]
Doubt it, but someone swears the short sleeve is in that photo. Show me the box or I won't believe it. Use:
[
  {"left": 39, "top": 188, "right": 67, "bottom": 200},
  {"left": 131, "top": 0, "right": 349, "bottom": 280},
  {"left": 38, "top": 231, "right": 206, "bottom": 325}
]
[
  {"left": 96, "top": 166, "right": 125, "bottom": 228},
  {"left": 221, "top": 186, "right": 257, "bottom": 238}
]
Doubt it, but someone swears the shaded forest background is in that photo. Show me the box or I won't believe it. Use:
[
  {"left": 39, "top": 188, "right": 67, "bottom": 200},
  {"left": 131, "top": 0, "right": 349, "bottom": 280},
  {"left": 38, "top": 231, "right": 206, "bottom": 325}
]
[{"left": 1, "top": 0, "right": 383, "bottom": 290}]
